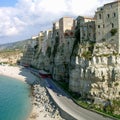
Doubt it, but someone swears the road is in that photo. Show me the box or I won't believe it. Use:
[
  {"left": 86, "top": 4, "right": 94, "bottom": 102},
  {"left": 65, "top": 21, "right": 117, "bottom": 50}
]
[
  {"left": 45, "top": 78, "right": 115, "bottom": 120},
  {"left": 29, "top": 68, "right": 115, "bottom": 120}
]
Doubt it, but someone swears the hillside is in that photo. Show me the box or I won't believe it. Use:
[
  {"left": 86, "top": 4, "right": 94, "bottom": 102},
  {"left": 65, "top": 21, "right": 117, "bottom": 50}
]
[
  {"left": 0, "top": 39, "right": 32, "bottom": 51},
  {"left": 0, "top": 39, "right": 32, "bottom": 65}
]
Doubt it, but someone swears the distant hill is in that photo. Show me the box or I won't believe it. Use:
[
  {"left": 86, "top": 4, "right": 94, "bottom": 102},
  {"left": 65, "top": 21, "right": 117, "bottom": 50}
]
[{"left": 0, "top": 39, "right": 32, "bottom": 51}]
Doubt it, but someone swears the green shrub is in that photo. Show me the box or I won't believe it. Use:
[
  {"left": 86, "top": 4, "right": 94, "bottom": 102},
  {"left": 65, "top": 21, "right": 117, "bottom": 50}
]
[
  {"left": 82, "top": 51, "right": 92, "bottom": 59},
  {"left": 110, "top": 28, "right": 117, "bottom": 36}
]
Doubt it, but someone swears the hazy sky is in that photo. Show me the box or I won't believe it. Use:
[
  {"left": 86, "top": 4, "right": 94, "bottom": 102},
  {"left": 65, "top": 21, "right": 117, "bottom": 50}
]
[{"left": 0, "top": 0, "right": 115, "bottom": 44}]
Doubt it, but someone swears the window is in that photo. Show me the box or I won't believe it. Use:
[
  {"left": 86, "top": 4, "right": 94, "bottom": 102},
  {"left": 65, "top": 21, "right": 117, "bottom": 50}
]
[
  {"left": 64, "top": 32, "right": 69, "bottom": 36},
  {"left": 113, "top": 13, "right": 116, "bottom": 17},
  {"left": 70, "top": 32, "right": 73, "bottom": 36},
  {"left": 107, "top": 14, "right": 110, "bottom": 18},
  {"left": 99, "top": 14, "right": 101, "bottom": 19},
  {"left": 111, "top": 23, "right": 114, "bottom": 28},
  {"left": 98, "top": 25, "right": 100, "bottom": 28},
  {"left": 89, "top": 25, "right": 92, "bottom": 28}
]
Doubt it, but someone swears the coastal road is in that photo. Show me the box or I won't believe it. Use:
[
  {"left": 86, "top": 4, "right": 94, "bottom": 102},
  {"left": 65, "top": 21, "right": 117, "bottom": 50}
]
[
  {"left": 29, "top": 68, "right": 115, "bottom": 120},
  {"left": 44, "top": 78, "right": 115, "bottom": 120}
]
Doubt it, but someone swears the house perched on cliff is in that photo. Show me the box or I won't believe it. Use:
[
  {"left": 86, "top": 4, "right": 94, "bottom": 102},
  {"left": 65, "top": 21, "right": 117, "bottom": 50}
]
[
  {"left": 52, "top": 21, "right": 59, "bottom": 39},
  {"left": 38, "top": 31, "right": 44, "bottom": 52},
  {"left": 75, "top": 16, "right": 95, "bottom": 43},
  {"left": 95, "top": 1, "right": 120, "bottom": 53},
  {"left": 42, "top": 30, "right": 52, "bottom": 55},
  {"left": 59, "top": 17, "right": 75, "bottom": 44}
]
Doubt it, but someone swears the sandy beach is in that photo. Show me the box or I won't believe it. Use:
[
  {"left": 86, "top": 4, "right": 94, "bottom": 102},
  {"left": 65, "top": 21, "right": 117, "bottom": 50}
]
[{"left": 0, "top": 65, "right": 63, "bottom": 120}]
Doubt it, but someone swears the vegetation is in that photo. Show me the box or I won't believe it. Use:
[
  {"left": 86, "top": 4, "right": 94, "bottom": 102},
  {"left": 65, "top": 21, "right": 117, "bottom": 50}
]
[
  {"left": 0, "top": 39, "right": 31, "bottom": 51},
  {"left": 110, "top": 28, "right": 117, "bottom": 36},
  {"left": 82, "top": 51, "right": 92, "bottom": 59},
  {"left": 102, "top": 38, "right": 106, "bottom": 41},
  {"left": 114, "top": 82, "right": 119, "bottom": 86},
  {"left": 53, "top": 79, "right": 120, "bottom": 119},
  {"left": 0, "top": 49, "right": 22, "bottom": 58},
  {"left": 0, "top": 49, "right": 23, "bottom": 66}
]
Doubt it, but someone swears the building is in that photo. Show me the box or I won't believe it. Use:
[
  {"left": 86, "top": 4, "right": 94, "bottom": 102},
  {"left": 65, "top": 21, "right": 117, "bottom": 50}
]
[
  {"left": 42, "top": 30, "right": 52, "bottom": 55},
  {"left": 76, "top": 16, "right": 95, "bottom": 43},
  {"left": 59, "top": 17, "right": 75, "bottom": 44},
  {"left": 52, "top": 21, "right": 59, "bottom": 38},
  {"left": 95, "top": 1, "right": 120, "bottom": 53},
  {"left": 38, "top": 31, "right": 44, "bottom": 51},
  {"left": 31, "top": 35, "right": 39, "bottom": 48}
]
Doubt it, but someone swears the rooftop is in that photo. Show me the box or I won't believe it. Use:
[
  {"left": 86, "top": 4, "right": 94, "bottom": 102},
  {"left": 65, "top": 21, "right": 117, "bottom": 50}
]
[{"left": 104, "top": 0, "right": 119, "bottom": 6}]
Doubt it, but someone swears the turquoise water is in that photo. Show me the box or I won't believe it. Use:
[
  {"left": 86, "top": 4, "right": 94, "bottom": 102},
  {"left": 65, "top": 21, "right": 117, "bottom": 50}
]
[{"left": 0, "top": 75, "right": 32, "bottom": 120}]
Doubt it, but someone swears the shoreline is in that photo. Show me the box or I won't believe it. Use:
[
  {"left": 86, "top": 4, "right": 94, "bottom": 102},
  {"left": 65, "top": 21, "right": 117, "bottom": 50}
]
[{"left": 0, "top": 65, "right": 63, "bottom": 120}]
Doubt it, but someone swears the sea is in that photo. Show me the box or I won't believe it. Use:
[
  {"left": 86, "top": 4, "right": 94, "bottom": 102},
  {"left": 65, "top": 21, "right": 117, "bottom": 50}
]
[{"left": 0, "top": 75, "right": 32, "bottom": 120}]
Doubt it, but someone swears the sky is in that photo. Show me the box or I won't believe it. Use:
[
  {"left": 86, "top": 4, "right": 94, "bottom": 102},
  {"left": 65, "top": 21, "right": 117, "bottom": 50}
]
[{"left": 0, "top": 0, "right": 115, "bottom": 44}]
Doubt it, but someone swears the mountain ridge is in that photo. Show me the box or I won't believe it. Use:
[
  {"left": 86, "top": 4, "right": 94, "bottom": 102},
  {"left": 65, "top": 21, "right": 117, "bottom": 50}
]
[{"left": 0, "top": 39, "right": 32, "bottom": 51}]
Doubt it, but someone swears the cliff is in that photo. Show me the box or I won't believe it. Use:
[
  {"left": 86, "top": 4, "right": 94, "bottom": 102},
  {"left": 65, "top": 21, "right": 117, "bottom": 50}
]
[
  {"left": 20, "top": 34, "right": 120, "bottom": 102},
  {"left": 20, "top": 34, "right": 120, "bottom": 115},
  {"left": 0, "top": 50, "right": 23, "bottom": 65}
]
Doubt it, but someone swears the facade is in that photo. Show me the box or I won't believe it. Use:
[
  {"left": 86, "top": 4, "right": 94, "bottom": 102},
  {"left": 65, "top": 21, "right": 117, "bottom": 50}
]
[
  {"left": 59, "top": 17, "right": 75, "bottom": 44},
  {"left": 38, "top": 31, "right": 44, "bottom": 51},
  {"left": 42, "top": 30, "right": 52, "bottom": 55},
  {"left": 31, "top": 35, "right": 39, "bottom": 48},
  {"left": 81, "top": 21, "right": 95, "bottom": 43},
  {"left": 52, "top": 21, "right": 59, "bottom": 38},
  {"left": 95, "top": 1, "right": 120, "bottom": 53},
  {"left": 76, "top": 16, "right": 95, "bottom": 43}
]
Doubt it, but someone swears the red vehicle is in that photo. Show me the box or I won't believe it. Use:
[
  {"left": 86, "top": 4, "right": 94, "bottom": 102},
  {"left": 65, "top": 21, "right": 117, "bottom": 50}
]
[
  {"left": 23, "top": 64, "right": 29, "bottom": 68},
  {"left": 39, "top": 70, "right": 52, "bottom": 78}
]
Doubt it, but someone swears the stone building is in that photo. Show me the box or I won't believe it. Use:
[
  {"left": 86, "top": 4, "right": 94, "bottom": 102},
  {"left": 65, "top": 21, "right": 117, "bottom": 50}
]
[
  {"left": 95, "top": 1, "right": 120, "bottom": 53},
  {"left": 31, "top": 35, "right": 39, "bottom": 48},
  {"left": 76, "top": 16, "right": 95, "bottom": 43},
  {"left": 59, "top": 17, "right": 75, "bottom": 44},
  {"left": 38, "top": 31, "right": 44, "bottom": 52},
  {"left": 52, "top": 21, "right": 59, "bottom": 38},
  {"left": 42, "top": 30, "right": 52, "bottom": 55}
]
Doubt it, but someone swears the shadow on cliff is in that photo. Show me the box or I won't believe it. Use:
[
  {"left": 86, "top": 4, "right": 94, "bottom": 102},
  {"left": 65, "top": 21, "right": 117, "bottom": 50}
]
[{"left": 45, "top": 78, "right": 71, "bottom": 99}]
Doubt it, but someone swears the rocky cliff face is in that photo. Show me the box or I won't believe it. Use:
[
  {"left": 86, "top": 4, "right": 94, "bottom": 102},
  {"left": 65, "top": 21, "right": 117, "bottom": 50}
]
[
  {"left": 21, "top": 37, "right": 120, "bottom": 100},
  {"left": 69, "top": 40, "right": 120, "bottom": 100}
]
